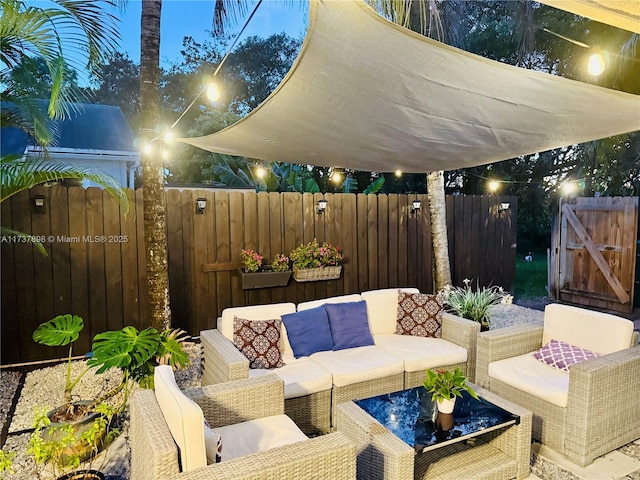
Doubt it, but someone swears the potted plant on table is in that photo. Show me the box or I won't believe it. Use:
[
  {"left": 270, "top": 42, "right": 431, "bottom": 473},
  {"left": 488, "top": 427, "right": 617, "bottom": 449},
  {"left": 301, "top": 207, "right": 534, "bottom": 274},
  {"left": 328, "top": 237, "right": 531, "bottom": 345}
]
[
  {"left": 289, "top": 239, "right": 343, "bottom": 282},
  {"left": 440, "top": 279, "right": 513, "bottom": 331},
  {"left": 239, "top": 249, "right": 292, "bottom": 289},
  {"left": 423, "top": 368, "right": 479, "bottom": 414},
  {"left": 19, "top": 314, "right": 191, "bottom": 479}
]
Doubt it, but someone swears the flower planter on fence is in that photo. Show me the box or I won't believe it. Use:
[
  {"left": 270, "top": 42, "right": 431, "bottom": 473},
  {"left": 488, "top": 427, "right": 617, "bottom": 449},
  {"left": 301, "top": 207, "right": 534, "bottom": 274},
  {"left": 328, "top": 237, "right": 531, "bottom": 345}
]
[
  {"left": 292, "top": 265, "right": 342, "bottom": 282},
  {"left": 239, "top": 268, "right": 292, "bottom": 290}
]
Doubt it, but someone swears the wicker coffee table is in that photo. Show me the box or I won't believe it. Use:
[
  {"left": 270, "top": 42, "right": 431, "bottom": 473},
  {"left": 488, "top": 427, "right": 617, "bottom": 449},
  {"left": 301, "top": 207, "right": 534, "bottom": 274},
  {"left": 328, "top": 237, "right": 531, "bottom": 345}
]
[{"left": 337, "top": 383, "right": 532, "bottom": 480}]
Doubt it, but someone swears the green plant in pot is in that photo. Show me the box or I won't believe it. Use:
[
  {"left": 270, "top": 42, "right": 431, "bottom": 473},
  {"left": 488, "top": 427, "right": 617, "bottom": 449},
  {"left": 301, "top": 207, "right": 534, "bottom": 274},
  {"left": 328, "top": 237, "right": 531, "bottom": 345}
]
[
  {"left": 440, "top": 279, "right": 513, "bottom": 330},
  {"left": 28, "top": 403, "right": 119, "bottom": 480},
  {"left": 30, "top": 314, "right": 190, "bottom": 478},
  {"left": 423, "top": 368, "right": 479, "bottom": 414}
]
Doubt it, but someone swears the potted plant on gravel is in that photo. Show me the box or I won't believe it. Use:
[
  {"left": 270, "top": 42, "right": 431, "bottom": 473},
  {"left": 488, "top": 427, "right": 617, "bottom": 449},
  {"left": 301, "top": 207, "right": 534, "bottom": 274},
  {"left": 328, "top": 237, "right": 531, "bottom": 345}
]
[
  {"left": 423, "top": 368, "right": 479, "bottom": 414},
  {"left": 239, "top": 249, "right": 292, "bottom": 289},
  {"left": 289, "top": 240, "right": 343, "bottom": 282},
  {"left": 22, "top": 314, "right": 190, "bottom": 478},
  {"left": 440, "top": 279, "right": 513, "bottom": 331}
]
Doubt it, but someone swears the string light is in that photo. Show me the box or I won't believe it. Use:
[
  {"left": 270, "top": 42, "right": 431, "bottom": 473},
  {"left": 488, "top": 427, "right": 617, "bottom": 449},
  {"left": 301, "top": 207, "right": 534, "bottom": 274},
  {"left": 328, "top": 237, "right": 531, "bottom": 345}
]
[
  {"left": 331, "top": 170, "right": 343, "bottom": 184},
  {"left": 256, "top": 166, "right": 266, "bottom": 178},
  {"left": 488, "top": 180, "right": 500, "bottom": 193},
  {"left": 395, "top": 169, "right": 402, "bottom": 177},
  {"left": 587, "top": 52, "right": 606, "bottom": 76},
  {"left": 144, "top": 0, "right": 264, "bottom": 152}
]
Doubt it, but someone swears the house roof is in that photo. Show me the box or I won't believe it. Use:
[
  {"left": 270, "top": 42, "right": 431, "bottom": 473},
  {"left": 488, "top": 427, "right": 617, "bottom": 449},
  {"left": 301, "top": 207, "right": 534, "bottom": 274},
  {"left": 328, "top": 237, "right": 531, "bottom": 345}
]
[{"left": 1, "top": 102, "right": 137, "bottom": 156}]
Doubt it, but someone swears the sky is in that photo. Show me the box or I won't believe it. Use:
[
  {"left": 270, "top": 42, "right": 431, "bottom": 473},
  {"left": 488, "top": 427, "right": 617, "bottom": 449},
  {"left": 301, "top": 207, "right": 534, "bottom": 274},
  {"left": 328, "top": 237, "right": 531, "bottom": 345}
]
[{"left": 116, "top": 0, "right": 308, "bottom": 67}]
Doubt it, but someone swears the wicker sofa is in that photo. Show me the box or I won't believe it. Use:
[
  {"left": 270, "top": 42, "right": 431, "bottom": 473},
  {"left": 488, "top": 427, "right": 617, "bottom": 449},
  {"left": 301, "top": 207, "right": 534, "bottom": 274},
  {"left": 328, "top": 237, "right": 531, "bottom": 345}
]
[
  {"left": 130, "top": 370, "right": 356, "bottom": 480},
  {"left": 475, "top": 303, "right": 640, "bottom": 466},
  {"left": 201, "top": 288, "right": 480, "bottom": 434}
]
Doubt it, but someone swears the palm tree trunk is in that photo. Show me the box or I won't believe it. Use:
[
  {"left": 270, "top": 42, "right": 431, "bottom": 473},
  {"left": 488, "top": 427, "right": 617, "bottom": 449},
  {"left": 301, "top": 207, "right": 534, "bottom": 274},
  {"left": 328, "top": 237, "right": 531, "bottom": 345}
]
[
  {"left": 140, "top": 0, "right": 170, "bottom": 330},
  {"left": 427, "top": 171, "right": 452, "bottom": 290}
]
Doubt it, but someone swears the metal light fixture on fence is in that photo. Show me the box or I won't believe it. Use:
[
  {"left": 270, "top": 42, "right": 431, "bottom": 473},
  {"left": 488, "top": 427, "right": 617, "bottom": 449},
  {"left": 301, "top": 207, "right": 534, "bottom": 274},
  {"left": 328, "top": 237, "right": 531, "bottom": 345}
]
[
  {"left": 317, "top": 199, "right": 328, "bottom": 214},
  {"left": 500, "top": 202, "right": 510, "bottom": 211},
  {"left": 411, "top": 199, "right": 421, "bottom": 213},
  {"left": 196, "top": 197, "right": 207, "bottom": 214},
  {"left": 33, "top": 195, "right": 46, "bottom": 214}
]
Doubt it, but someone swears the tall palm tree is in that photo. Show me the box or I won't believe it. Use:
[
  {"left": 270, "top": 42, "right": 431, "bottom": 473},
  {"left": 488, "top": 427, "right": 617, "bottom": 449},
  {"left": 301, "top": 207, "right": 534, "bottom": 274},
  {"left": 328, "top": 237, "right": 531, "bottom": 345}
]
[{"left": 139, "top": 0, "right": 171, "bottom": 330}]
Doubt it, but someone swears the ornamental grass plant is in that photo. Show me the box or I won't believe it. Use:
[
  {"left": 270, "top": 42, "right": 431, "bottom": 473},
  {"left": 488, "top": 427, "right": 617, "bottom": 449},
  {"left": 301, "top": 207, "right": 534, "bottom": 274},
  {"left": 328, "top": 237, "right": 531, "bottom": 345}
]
[{"left": 440, "top": 279, "right": 513, "bottom": 328}]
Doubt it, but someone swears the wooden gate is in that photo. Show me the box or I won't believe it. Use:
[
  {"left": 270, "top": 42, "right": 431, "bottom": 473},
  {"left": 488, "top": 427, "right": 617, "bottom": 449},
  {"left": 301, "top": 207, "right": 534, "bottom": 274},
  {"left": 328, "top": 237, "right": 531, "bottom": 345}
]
[{"left": 549, "top": 197, "right": 638, "bottom": 313}]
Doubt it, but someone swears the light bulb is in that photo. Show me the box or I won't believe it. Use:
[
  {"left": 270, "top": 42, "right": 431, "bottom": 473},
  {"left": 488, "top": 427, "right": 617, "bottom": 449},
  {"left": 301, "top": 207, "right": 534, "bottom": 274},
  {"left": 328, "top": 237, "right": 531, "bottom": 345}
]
[
  {"left": 143, "top": 143, "right": 152, "bottom": 155},
  {"left": 587, "top": 52, "right": 605, "bottom": 76},
  {"left": 562, "top": 181, "right": 576, "bottom": 195},
  {"left": 488, "top": 180, "right": 499, "bottom": 193},
  {"left": 256, "top": 166, "right": 266, "bottom": 179},
  {"left": 164, "top": 131, "right": 173, "bottom": 144},
  {"left": 206, "top": 83, "right": 219, "bottom": 101},
  {"left": 395, "top": 169, "right": 402, "bottom": 177},
  {"left": 331, "top": 171, "right": 342, "bottom": 183}
]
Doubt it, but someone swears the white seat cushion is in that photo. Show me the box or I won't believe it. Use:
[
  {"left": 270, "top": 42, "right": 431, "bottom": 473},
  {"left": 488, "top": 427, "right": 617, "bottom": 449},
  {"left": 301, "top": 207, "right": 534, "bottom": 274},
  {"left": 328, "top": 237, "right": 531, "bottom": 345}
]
[
  {"left": 154, "top": 365, "right": 206, "bottom": 471},
  {"left": 248, "top": 357, "right": 333, "bottom": 399},
  {"left": 310, "top": 345, "right": 404, "bottom": 387},
  {"left": 214, "top": 414, "right": 308, "bottom": 462},
  {"left": 219, "top": 303, "right": 297, "bottom": 357},
  {"left": 374, "top": 334, "right": 467, "bottom": 372},
  {"left": 297, "top": 294, "right": 363, "bottom": 311},
  {"left": 488, "top": 353, "right": 570, "bottom": 407},
  {"left": 361, "top": 288, "right": 420, "bottom": 335},
  {"left": 543, "top": 303, "right": 634, "bottom": 355}
]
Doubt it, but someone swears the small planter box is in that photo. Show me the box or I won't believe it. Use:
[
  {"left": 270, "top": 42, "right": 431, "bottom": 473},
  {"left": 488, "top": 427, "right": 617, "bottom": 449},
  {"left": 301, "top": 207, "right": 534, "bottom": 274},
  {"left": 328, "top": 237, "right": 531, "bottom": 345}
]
[
  {"left": 239, "top": 268, "right": 292, "bottom": 290},
  {"left": 293, "top": 265, "right": 342, "bottom": 282}
]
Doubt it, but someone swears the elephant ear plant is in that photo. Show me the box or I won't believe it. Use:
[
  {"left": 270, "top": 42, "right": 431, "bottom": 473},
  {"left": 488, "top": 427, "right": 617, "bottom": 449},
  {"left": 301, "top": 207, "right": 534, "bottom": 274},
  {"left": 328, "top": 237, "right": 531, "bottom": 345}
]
[{"left": 33, "top": 314, "right": 191, "bottom": 417}]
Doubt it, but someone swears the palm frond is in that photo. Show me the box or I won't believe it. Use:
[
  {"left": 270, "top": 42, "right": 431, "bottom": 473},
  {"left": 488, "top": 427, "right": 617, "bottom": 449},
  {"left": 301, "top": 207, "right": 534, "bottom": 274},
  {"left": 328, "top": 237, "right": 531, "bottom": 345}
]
[{"left": 0, "top": 156, "right": 129, "bottom": 213}]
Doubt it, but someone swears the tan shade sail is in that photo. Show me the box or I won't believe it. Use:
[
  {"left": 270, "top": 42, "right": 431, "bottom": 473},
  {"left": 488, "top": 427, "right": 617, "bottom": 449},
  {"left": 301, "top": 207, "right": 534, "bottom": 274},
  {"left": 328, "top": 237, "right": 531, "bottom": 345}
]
[
  {"left": 538, "top": 0, "right": 640, "bottom": 34},
  {"left": 181, "top": 0, "right": 640, "bottom": 173}
]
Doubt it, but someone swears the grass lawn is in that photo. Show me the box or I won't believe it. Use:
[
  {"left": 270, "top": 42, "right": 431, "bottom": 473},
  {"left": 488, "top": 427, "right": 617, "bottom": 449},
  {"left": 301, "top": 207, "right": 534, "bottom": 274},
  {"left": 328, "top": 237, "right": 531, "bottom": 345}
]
[{"left": 514, "top": 256, "right": 548, "bottom": 300}]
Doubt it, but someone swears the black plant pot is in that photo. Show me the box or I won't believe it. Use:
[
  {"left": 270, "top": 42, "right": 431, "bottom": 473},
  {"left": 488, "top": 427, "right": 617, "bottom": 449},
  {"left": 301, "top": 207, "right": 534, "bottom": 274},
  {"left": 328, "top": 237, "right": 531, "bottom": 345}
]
[{"left": 57, "top": 470, "right": 105, "bottom": 480}]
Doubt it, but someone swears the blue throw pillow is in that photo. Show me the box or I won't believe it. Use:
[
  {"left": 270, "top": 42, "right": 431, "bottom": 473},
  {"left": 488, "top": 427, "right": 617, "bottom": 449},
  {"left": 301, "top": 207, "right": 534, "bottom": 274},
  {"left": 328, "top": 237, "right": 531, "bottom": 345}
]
[
  {"left": 281, "top": 306, "right": 333, "bottom": 358},
  {"left": 324, "top": 301, "right": 374, "bottom": 350}
]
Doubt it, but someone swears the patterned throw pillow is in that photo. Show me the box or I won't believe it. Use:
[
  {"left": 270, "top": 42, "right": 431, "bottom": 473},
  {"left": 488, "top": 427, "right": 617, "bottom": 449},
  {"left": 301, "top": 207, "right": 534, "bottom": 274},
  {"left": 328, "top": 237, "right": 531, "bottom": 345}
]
[
  {"left": 203, "top": 419, "right": 222, "bottom": 464},
  {"left": 396, "top": 291, "right": 443, "bottom": 338},
  {"left": 233, "top": 317, "right": 284, "bottom": 369},
  {"left": 533, "top": 339, "right": 598, "bottom": 372}
]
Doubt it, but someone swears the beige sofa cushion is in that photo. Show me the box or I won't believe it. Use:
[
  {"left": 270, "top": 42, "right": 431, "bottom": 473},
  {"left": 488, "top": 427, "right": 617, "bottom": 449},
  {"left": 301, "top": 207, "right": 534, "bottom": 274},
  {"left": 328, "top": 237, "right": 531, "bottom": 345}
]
[
  {"left": 542, "top": 303, "right": 634, "bottom": 355},
  {"left": 361, "top": 288, "right": 420, "bottom": 335},
  {"left": 248, "top": 357, "right": 333, "bottom": 399},
  {"left": 214, "top": 414, "right": 308, "bottom": 462},
  {"left": 488, "top": 353, "right": 570, "bottom": 407},
  {"left": 374, "top": 334, "right": 467, "bottom": 373},
  {"left": 219, "top": 303, "right": 296, "bottom": 357},
  {"left": 310, "top": 345, "right": 404, "bottom": 387},
  {"left": 297, "top": 294, "right": 363, "bottom": 311},
  {"left": 154, "top": 365, "right": 207, "bottom": 472}
]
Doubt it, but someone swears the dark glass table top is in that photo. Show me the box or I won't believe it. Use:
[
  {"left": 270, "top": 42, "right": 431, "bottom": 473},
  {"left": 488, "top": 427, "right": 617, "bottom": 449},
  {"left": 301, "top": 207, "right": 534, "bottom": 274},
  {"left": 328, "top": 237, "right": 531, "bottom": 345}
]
[{"left": 355, "top": 386, "right": 519, "bottom": 452}]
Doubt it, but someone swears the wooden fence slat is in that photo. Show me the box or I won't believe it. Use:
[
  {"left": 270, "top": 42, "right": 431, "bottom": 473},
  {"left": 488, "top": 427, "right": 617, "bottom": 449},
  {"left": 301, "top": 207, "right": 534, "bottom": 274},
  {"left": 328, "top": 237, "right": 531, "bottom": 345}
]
[
  {"left": 86, "top": 188, "right": 107, "bottom": 345},
  {"left": 357, "top": 194, "right": 369, "bottom": 292},
  {"left": 229, "top": 192, "right": 245, "bottom": 309},
  {"left": 30, "top": 186, "right": 55, "bottom": 333},
  {"left": 11, "top": 191, "right": 41, "bottom": 361},
  {"left": 120, "top": 189, "right": 140, "bottom": 330},
  {"left": 50, "top": 187, "right": 72, "bottom": 316},
  {"left": 166, "top": 189, "right": 187, "bottom": 331},
  {"left": 377, "top": 194, "right": 389, "bottom": 289},
  {"left": 387, "top": 195, "right": 399, "bottom": 288},
  {"left": 1, "top": 195, "right": 20, "bottom": 363},
  {"left": 103, "top": 189, "right": 124, "bottom": 332}
]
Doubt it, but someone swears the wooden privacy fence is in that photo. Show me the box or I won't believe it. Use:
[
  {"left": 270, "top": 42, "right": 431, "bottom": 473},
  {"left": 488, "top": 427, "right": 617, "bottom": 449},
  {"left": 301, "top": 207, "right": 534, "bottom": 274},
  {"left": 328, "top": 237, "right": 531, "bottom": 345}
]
[{"left": 1, "top": 186, "right": 516, "bottom": 364}]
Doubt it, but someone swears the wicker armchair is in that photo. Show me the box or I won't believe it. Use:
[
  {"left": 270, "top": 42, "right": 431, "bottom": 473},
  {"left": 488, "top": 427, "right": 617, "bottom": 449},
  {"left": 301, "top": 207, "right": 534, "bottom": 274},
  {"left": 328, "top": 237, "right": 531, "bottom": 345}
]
[
  {"left": 130, "top": 374, "right": 356, "bottom": 480},
  {"left": 476, "top": 303, "right": 640, "bottom": 466}
]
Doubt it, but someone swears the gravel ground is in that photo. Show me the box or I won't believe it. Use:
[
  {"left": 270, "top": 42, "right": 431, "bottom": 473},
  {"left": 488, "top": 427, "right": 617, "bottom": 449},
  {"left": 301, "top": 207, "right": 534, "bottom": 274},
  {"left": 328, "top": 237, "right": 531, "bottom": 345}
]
[{"left": 1, "top": 306, "right": 638, "bottom": 480}]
